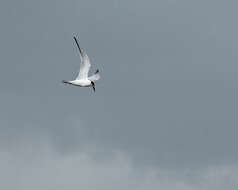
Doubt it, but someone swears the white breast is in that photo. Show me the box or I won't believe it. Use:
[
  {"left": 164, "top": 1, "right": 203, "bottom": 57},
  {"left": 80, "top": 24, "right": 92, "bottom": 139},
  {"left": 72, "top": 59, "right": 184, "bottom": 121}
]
[{"left": 70, "top": 79, "right": 91, "bottom": 86}]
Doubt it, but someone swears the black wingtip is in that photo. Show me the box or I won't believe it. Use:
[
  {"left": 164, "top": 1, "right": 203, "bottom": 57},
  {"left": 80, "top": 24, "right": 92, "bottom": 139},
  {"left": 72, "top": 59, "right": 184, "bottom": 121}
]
[
  {"left": 95, "top": 69, "right": 99, "bottom": 74},
  {"left": 73, "top": 36, "right": 83, "bottom": 55}
]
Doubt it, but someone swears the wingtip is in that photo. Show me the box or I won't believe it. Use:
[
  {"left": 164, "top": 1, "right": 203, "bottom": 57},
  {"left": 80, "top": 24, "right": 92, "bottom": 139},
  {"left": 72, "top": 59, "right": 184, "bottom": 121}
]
[
  {"left": 73, "top": 36, "right": 83, "bottom": 54},
  {"left": 95, "top": 69, "right": 99, "bottom": 74}
]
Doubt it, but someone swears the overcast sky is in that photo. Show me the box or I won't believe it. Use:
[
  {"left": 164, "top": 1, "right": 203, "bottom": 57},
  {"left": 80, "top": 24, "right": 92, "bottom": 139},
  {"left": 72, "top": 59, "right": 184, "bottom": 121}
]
[{"left": 1, "top": 0, "right": 238, "bottom": 189}]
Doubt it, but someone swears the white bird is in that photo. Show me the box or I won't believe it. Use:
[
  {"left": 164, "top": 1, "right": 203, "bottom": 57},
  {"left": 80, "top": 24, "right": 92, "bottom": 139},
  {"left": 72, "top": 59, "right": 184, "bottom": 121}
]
[{"left": 62, "top": 36, "right": 100, "bottom": 92}]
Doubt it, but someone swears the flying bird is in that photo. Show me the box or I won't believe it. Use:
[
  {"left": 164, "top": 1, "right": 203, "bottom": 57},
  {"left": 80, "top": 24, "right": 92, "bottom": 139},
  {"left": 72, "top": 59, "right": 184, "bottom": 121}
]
[{"left": 62, "top": 36, "right": 100, "bottom": 92}]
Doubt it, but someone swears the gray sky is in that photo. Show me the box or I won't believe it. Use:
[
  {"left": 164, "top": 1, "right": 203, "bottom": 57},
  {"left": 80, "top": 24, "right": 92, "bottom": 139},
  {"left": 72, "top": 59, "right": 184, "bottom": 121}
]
[{"left": 1, "top": 0, "right": 238, "bottom": 189}]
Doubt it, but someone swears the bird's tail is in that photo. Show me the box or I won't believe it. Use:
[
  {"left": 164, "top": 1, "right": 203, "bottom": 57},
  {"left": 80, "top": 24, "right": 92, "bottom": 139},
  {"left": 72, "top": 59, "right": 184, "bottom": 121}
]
[{"left": 62, "top": 80, "right": 71, "bottom": 84}]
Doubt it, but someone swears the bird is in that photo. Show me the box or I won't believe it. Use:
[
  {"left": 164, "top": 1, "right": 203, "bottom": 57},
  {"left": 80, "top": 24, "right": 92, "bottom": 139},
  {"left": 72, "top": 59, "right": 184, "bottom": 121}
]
[{"left": 62, "top": 36, "right": 100, "bottom": 92}]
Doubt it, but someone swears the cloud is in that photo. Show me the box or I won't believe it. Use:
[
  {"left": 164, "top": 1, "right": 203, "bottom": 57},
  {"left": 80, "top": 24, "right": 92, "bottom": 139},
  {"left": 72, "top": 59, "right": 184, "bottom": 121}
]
[{"left": 0, "top": 139, "right": 237, "bottom": 190}]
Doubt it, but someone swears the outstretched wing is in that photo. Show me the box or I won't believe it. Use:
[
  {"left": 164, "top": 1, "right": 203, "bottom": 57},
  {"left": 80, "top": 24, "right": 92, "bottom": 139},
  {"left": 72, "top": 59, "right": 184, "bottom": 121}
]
[
  {"left": 88, "top": 69, "right": 100, "bottom": 82},
  {"left": 73, "top": 37, "right": 91, "bottom": 79}
]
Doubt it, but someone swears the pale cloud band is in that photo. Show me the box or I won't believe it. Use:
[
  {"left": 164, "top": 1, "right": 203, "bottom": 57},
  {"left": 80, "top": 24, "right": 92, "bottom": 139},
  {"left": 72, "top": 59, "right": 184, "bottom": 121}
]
[{"left": 0, "top": 140, "right": 237, "bottom": 190}]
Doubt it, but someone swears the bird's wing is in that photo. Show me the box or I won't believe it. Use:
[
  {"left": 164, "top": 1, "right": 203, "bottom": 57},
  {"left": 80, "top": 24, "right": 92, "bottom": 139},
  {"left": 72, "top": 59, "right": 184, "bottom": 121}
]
[
  {"left": 88, "top": 69, "right": 100, "bottom": 82},
  {"left": 73, "top": 37, "right": 91, "bottom": 79}
]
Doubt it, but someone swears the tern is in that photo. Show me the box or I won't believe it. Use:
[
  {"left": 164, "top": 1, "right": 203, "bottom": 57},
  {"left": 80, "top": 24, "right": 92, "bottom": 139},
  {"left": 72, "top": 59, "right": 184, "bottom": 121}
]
[{"left": 62, "top": 36, "right": 100, "bottom": 92}]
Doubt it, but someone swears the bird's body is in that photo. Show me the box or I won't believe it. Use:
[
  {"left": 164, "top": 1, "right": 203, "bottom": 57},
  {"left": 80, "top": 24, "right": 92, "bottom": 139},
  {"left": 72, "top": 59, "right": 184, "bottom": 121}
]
[
  {"left": 62, "top": 36, "right": 100, "bottom": 92},
  {"left": 63, "top": 79, "right": 92, "bottom": 87}
]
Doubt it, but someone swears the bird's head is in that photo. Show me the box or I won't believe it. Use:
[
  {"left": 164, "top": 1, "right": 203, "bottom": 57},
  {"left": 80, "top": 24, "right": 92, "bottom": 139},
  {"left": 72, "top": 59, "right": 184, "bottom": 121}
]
[
  {"left": 90, "top": 81, "right": 96, "bottom": 92},
  {"left": 90, "top": 81, "right": 95, "bottom": 86}
]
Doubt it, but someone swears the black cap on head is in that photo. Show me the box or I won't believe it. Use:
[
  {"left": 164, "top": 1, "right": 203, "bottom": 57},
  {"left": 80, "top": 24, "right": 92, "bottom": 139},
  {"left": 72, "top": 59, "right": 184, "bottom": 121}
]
[{"left": 90, "top": 81, "right": 95, "bottom": 92}]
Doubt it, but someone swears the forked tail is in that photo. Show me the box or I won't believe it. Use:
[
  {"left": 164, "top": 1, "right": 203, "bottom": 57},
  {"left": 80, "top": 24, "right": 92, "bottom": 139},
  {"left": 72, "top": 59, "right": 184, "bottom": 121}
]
[{"left": 62, "top": 80, "right": 71, "bottom": 84}]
